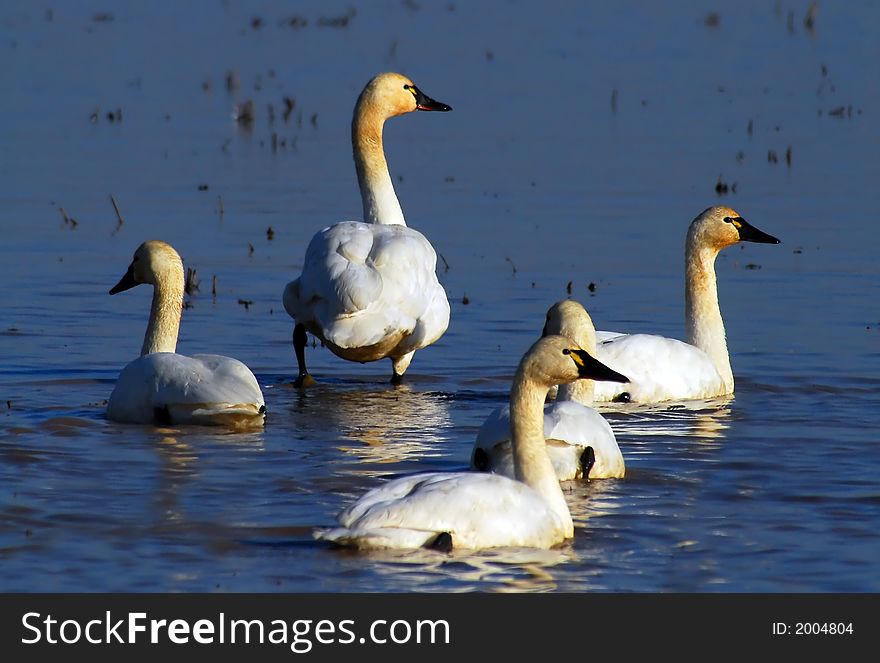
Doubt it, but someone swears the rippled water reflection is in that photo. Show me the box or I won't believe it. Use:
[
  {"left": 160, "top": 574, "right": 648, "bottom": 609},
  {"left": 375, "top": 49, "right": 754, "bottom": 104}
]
[{"left": 1, "top": 0, "right": 879, "bottom": 592}]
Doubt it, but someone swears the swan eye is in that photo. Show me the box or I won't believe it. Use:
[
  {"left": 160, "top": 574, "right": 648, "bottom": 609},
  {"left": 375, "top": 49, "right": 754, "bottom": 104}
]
[
  {"left": 562, "top": 348, "right": 571, "bottom": 355},
  {"left": 723, "top": 216, "right": 733, "bottom": 223}
]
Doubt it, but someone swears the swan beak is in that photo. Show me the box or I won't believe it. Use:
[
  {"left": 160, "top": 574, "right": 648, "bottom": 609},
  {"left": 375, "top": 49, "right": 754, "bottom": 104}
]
[
  {"left": 734, "top": 217, "right": 780, "bottom": 244},
  {"left": 411, "top": 86, "right": 452, "bottom": 112},
  {"left": 570, "top": 349, "right": 629, "bottom": 383},
  {"left": 109, "top": 263, "right": 138, "bottom": 295}
]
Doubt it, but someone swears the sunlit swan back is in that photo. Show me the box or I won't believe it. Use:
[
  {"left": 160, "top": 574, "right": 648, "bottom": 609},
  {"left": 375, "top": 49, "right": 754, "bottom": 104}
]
[
  {"left": 284, "top": 72, "right": 452, "bottom": 385},
  {"left": 473, "top": 300, "right": 627, "bottom": 480},
  {"left": 315, "top": 335, "right": 624, "bottom": 550},
  {"left": 107, "top": 241, "right": 265, "bottom": 428},
  {"left": 593, "top": 206, "right": 779, "bottom": 403}
]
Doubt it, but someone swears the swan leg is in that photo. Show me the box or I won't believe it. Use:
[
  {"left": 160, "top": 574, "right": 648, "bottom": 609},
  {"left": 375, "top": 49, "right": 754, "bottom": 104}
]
[
  {"left": 292, "top": 324, "right": 316, "bottom": 388},
  {"left": 390, "top": 351, "right": 415, "bottom": 384},
  {"left": 424, "top": 531, "right": 453, "bottom": 552},
  {"left": 580, "top": 446, "right": 596, "bottom": 480},
  {"left": 153, "top": 405, "right": 173, "bottom": 425}
]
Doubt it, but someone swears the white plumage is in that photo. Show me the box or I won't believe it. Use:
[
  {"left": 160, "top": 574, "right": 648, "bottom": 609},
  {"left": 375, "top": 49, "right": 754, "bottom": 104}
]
[
  {"left": 593, "top": 333, "right": 725, "bottom": 402},
  {"left": 474, "top": 400, "right": 623, "bottom": 480},
  {"left": 316, "top": 335, "right": 623, "bottom": 551},
  {"left": 284, "top": 72, "right": 452, "bottom": 384},
  {"left": 108, "top": 353, "right": 265, "bottom": 427},
  {"left": 284, "top": 221, "right": 449, "bottom": 358},
  {"left": 107, "top": 240, "right": 265, "bottom": 428},
  {"left": 472, "top": 300, "right": 626, "bottom": 480},
  {"left": 592, "top": 206, "right": 779, "bottom": 404},
  {"left": 319, "top": 472, "right": 567, "bottom": 550}
]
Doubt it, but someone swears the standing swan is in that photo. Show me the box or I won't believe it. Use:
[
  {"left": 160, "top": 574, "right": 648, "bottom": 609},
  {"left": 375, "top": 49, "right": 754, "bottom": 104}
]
[
  {"left": 472, "top": 300, "right": 627, "bottom": 480},
  {"left": 593, "top": 206, "right": 780, "bottom": 403},
  {"left": 107, "top": 241, "right": 266, "bottom": 428},
  {"left": 315, "top": 335, "right": 628, "bottom": 551},
  {"left": 283, "top": 73, "right": 452, "bottom": 386}
]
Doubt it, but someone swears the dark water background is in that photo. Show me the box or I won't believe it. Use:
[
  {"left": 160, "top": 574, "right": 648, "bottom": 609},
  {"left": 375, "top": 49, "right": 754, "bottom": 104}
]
[{"left": 1, "top": 0, "right": 878, "bottom": 591}]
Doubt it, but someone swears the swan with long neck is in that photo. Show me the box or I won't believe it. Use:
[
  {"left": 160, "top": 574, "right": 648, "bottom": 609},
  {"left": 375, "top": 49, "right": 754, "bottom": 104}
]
[
  {"left": 315, "top": 335, "right": 626, "bottom": 550},
  {"left": 283, "top": 72, "right": 452, "bottom": 386},
  {"left": 107, "top": 241, "right": 265, "bottom": 428},
  {"left": 592, "top": 206, "right": 779, "bottom": 403},
  {"left": 473, "top": 300, "right": 627, "bottom": 480}
]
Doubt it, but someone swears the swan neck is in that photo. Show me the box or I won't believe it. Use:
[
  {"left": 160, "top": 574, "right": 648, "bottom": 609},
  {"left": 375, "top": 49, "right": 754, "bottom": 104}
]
[
  {"left": 557, "top": 378, "right": 593, "bottom": 404},
  {"left": 554, "top": 319, "right": 596, "bottom": 404},
  {"left": 141, "top": 272, "right": 183, "bottom": 356},
  {"left": 352, "top": 104, "right": 406, "bottom": 226},
  {"left": 685, "top": 242, "right": 733, "bottom": 390},
  {"left": 509, "top": 375, "right": 573, "bottom": 536}
]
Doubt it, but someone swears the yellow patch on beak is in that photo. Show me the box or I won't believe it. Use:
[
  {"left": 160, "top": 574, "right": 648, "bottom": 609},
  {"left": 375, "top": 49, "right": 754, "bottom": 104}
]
[
  {"left": 569, "top": 350, "right": 585, "bottom": 368},
  {"left": 731, "top": 218, "right": 743, "bottom": 229}
]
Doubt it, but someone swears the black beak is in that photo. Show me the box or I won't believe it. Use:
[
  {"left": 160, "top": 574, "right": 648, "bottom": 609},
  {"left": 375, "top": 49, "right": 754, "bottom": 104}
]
[
  {"left": 109, "top": 263, "right": 139, "bottom": 295},
  {"left": 412, "top": 86, "right": 452, "bottom": 112},
  {"left": 735, "top": 217, "right": 780, "bottom": 244},
  {"left": 571, "top": 349, "right": 629, "bottom": 383}
]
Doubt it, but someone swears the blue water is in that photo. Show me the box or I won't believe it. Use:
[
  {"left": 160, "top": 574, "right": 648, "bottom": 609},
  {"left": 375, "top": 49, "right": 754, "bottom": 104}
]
[{"left": 1, "top": 0, "right": 878, "bottom": 591}]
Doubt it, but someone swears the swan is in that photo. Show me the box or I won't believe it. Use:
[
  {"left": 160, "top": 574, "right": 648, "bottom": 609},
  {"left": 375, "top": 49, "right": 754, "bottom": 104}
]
[
  {"left": 283, "top": 72, "right": 452, "bottom": 386},
  {"left": 314, "top": 335, "right": 628, "bottom": 551},
  {"left": 106, "top": 240, "right": 266, "bottom": 428},
  {"left": 472, "top": 300, "right": 627, "bottom": 480},
  {"left": 592, "top": 206, "right": 780, "bottom": 403}
]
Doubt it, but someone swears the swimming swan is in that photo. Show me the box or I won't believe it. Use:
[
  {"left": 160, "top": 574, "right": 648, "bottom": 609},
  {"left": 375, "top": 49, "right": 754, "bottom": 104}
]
[
  {"left": 315, "top": 335, "right": 626, "bottom": 550},
  {"left": 283, "top": 72, "right": 452, "bottom": 386},
  {"left": 106, "top": 240, "right": 266, "bottom": 428},
  {"left": 593, "top": 206, "right": 780, "bottom": 403},
  {"left": 472, "top": 300, "right": 627, "bottom": 480}
]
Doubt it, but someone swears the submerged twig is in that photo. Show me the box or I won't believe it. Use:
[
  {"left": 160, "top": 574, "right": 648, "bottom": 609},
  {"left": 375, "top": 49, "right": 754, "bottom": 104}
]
[{"left": 109, "top": 194, "right": 124, "bottom": 234}]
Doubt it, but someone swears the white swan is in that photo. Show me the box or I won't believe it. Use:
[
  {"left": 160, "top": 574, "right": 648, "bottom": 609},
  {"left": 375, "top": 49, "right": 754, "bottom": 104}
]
[
  {"left": 283, "top": 72, "right": 452, "bottom": 386},
  {"left": 106, "top": 240, "right": 265, "bottom": 428},
  {"left": 315, "top": 335, "right": 625, "bottom": 550},
  {"left": 472, "top": 300, "right": 627, "bottom": 480},
  {"left": 592, "top": 206, "right": 780, "bottom": 403}
]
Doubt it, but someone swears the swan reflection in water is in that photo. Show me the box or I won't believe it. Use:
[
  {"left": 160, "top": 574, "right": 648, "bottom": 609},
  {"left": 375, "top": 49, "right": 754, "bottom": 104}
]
[
  {"left": 601, "top": 396, "right": 733, "bottom": 442},
  {"left": 332, "top": 543, "right": 581, "bottom": 592},
  {"left": 296, "top": 384, "right": 455, "bottom": 471},
  {"left": 151, "top": 428, "right": 265, "bottom": 527}
]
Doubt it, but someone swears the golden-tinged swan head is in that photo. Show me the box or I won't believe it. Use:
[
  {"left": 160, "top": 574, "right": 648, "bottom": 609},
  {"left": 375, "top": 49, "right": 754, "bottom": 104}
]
[
  {"left": 688, "top": 206, "right": 780, "bottom": 251},
  {"left": 542, "top": 300, "right": 597, "bottom": 352},
  {"left": 109, "top": 240, "right": 183, "bottom": 294},
  {"left": 520, "top": 335, "right": 628, "bottom": 387},
  {"left": 355, "top": 72, "right": 452, "bottom": 120}
]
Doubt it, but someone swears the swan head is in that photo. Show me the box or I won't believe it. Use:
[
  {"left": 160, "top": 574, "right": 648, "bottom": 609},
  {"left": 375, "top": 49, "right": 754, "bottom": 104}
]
[
  {"left": 521, "top": 335, "right": 628, "bottom": 388},
  {"left": 689, "top": 206, "right": 781, "bottom": 251},
  {"left": 356, "top": 72, "right": 452, "bottom": 120},
  {"left": 542, "top": 300, "right": 597, "bottom": 352},
  {"left": 109, "top": 240, "right": 183, "bottom": 294}
]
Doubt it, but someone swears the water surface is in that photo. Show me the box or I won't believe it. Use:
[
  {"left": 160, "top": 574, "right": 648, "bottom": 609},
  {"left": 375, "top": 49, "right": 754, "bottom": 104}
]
[{"left": 1, "top": 0, "right": 878, "bottom": 592}]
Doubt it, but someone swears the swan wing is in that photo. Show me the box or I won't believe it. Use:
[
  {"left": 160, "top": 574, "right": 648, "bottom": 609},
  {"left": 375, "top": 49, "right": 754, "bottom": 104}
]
[
  {"left": 107, "top": 353, "right": 264, "bottom": 426},
  {"left": 316, "top": 472, "right": 565, "bottom": 550},
  {"left": 543, "top": 401, "right": 624, "bottom": 478},
  {"left": 473, "top": 403, "right": 623, "bottom": 480},
  {"left": 286, "top": 222, "right": 449, "bottom": 353},
  {"left": 593, "top": 333, "right": 725, "bottom": 402}
]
